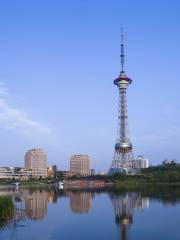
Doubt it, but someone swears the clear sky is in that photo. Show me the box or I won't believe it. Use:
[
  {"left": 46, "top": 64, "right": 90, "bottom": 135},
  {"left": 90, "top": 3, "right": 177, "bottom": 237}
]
[{"left": 0, "top": 0, "right": 179, "bottom": 171}]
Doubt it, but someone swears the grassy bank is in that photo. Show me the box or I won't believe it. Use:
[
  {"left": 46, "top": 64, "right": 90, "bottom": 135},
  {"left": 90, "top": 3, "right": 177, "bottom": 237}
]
[
  {"left": 113, "top": 178, "right": 180, "bottom": 190},
  {"left": 0, "top": 179, "right": 50, "bottom": 187},
  {"left": 0, "top": 196, "right": 14, "bottom": 229}
]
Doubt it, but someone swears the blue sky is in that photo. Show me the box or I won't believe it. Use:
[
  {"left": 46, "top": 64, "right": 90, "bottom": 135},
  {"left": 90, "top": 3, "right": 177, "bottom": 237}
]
[{"left": 0, "top": 0, "right": 179, "bottom": 171}]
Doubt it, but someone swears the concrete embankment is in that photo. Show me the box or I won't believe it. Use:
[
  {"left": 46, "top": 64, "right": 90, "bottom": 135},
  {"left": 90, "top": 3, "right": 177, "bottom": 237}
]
[{"left": 63, "top": 180, "right": 113, "bottom": 189}]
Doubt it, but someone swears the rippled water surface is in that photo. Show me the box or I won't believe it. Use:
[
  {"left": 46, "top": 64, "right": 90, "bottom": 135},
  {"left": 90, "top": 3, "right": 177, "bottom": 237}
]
[{"left": 0, "top": 186, "right": 180, "bottom": 240}]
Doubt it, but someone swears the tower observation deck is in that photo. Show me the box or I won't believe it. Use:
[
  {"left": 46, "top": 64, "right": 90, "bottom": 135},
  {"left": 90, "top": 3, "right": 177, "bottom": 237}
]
[{"left": 109, "top": 30, "right": 140, "bottom": 175}]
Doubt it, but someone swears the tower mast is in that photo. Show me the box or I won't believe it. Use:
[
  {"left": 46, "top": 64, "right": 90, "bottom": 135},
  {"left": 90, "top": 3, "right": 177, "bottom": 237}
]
[{"left": 120, "top": 28, "right": 125, "bottom": 73}]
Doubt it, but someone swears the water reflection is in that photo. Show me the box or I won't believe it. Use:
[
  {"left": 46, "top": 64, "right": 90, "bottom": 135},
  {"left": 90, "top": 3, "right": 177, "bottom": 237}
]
[
  {"left": 67, "top": 191, "right": 92, "bottom": 214},
  {"left": 24, "top": 190, "right": 47, "bottom": 220},
  {"left": 14, "top": 189, "right": 59, "bottom": 221},
  {"left": 109, "top": 192, "right": 149, "bottom": 240},
  {"left": 1, "top": 187, "right": 180, "bottom": 240},
  {"left": 0, "top": 188, "right": 93, "bottom": 224}
]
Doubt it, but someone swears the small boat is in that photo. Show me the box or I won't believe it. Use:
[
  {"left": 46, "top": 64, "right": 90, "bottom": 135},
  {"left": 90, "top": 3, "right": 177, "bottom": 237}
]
[
  {"left": 12, "top": 182, "right": 20, "bottom": 187},
  {"left": 58, "top": 181, "right": 64, "bottom": 189}
]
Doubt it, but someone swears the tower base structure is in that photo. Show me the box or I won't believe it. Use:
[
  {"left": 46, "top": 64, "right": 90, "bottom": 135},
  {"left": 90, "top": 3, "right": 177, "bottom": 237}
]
[{"left": 109, "top": 147, "right": 140, "bottom": 175}]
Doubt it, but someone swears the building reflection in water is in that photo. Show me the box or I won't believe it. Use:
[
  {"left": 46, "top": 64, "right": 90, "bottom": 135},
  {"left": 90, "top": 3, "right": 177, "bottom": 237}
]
[
  {"left": 109, "top": 192, "right": 149, "bottom": 240},
  {"left": 65, "top": 191, "right": 92, "bottom": 214},
  {"left": 24, "top": 190, "right": 48, "bottom": 220},
  {"left": 47, "top": 189, "right": 58, "bottom": 204},
  {"left": 7, "top": 189, "right": 92, "bottom": 220},
  {"left": 12, "top": 188, "right": 58, "bottom": 221}
]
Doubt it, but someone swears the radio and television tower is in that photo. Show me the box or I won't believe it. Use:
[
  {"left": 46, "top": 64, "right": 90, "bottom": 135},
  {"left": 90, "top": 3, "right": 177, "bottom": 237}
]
[{"left": 109, "top": 29, "right": 139, "bottom": 174}]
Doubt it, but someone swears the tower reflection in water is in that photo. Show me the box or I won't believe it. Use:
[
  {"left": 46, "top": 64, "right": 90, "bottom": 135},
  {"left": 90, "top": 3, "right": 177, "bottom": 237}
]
[{"left": 109, "top": 192, "right": 149, "bottom": 240}]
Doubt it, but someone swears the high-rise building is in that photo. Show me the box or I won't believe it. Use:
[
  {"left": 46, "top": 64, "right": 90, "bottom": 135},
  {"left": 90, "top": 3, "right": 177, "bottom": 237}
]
[
  {"left": 109, "top": 30, "right": 140, "bottom": 174},
  {"left": 70, "top": 155, "right": 90, "bottom": 176},
  {"left": 25, "top": 148, "right": 47, "bottom": 178}
]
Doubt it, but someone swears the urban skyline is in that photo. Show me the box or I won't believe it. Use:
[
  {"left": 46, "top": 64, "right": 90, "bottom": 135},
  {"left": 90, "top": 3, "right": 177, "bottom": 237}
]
[
  {"left": 0, "top": 1, "right": 180, "bottom": 171},
  {"left": 0, "top": 147, "right": 149, "bottom": 179}
]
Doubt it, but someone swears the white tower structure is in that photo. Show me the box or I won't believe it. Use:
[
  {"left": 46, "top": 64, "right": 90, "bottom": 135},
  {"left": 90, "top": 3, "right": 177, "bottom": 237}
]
[{"left": 109, "top": 30, "right": 139, "bottom": 174}]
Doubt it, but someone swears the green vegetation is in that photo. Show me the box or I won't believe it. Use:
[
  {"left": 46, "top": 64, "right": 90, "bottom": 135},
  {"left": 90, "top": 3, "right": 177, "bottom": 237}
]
[
  {"left": 21, "top": 179, "right": 50, "bottom": 187},
  {"left": 0, "top": 196, "right": 14, "bottom": 229},
  {"left": 0, "top": 179, "right": 13, "bottom": 186},
  {"left": 142, "top": 162, "right": 180, "bottom": 182},
  {"left": 111, "top": 162, "right": 180, "bottom": 189},
  {"left": 0, "top": 178, "right": 51, "bottom": 187}
]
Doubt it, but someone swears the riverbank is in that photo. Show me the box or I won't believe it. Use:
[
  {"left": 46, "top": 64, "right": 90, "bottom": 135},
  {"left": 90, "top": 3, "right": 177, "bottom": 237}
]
[
  {"left": 113, "top": 179, "right": 180, "bottom": 191},
  {"left": 0, "top": 179, "right": 50, "bottom": 187},
  {"left": 1, "top": 163, "right": 180, "bottom": 189},
  {"left": 2, "top": 179, "right": 180, "bottom": 191}
]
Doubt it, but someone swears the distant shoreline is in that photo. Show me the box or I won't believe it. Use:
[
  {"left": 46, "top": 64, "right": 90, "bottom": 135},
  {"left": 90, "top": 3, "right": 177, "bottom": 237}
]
[{"left": 1, "top": 178, "right": 180, "bottom": 189}]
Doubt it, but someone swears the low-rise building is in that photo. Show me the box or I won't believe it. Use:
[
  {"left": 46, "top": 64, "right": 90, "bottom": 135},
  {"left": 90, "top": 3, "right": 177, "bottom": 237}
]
[
  {"left": 0, "top": 167, "right": 32, "bottom": 180},
  {"left": 0, "top": 167, "right": 14, "bottom": 179},
  {"left": 133, "top": 156, "right": 149, "bottom": 169},
  {"left": 57, "top": 171, "right": 77, "bottom": 179}
]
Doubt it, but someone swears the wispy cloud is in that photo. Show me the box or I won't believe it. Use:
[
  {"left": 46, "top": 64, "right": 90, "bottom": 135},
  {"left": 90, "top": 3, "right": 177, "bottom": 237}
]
[{"left": 0, "top": 83, "right": 52, "bottom": 137}]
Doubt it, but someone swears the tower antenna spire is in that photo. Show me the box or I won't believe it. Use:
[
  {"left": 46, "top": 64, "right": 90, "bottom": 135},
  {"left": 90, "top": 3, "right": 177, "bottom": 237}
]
[{"left": 120, "top": 27, "right": 125, "bottom": 73}]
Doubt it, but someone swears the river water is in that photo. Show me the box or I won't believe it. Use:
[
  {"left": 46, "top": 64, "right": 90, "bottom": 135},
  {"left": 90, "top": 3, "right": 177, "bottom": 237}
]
[{"left": 0, "top": 186, "right": 180, "bottom": 240}]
